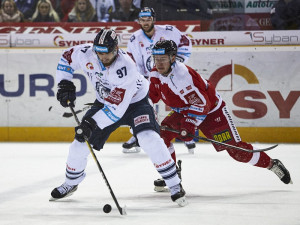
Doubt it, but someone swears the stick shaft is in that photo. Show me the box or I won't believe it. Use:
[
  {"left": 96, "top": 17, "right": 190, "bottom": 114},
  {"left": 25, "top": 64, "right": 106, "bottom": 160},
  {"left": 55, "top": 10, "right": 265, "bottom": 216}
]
[
  {"left": 69, "top": 105, "right": 125, "bottom": 215},
  {"left": 161, "top": 126, "right": 277, "bottom": 153}
]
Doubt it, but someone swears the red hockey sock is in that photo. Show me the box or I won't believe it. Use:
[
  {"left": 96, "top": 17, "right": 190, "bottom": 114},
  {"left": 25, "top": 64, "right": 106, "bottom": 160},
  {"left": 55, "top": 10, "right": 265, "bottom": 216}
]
[{"left": 254, "top": 152, "right": 271, "bottom": 168}]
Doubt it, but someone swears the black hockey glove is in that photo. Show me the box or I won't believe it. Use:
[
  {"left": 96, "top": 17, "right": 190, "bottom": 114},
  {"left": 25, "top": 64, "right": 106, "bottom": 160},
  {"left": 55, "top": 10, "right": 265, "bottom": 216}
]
[
  {"left": 57, "top": 80, "right": 76, "bottom": 107},
  {"left": 75, "top": 117, "right": 98, "bottom": 142}
]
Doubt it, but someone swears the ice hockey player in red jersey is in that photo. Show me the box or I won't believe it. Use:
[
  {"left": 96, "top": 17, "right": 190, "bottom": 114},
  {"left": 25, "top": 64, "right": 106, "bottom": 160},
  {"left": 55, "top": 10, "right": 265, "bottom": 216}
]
[{"left": 149, "top": 40, "right": 293, "bottom": 192}]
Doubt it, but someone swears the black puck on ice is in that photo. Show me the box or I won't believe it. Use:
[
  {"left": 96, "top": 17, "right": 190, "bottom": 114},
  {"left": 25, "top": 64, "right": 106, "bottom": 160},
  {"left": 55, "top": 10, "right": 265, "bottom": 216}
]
[{"left": 103, "top": 204, "right": 112, "bottom": 213}]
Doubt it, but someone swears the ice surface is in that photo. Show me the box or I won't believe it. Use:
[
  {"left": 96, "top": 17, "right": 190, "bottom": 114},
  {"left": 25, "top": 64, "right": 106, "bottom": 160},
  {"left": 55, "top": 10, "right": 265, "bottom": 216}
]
[{"left": 0, "top": 142, "right": 299, "bottom": 225}]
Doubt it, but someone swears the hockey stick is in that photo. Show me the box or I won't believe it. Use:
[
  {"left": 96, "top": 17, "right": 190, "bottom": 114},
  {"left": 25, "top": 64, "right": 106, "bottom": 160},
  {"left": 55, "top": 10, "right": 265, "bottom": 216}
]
[
  {"left": 49, "top": 104, "right": 92, "bottom": 118},
  {"left": 161, "top": 126, "right": 278, "bottom": 153},
  {"left": 68, "top": 103, "right": 126, "bottom": 215},
  {"left": 62, "top": 105, "right": 91, "bottom": 118}
]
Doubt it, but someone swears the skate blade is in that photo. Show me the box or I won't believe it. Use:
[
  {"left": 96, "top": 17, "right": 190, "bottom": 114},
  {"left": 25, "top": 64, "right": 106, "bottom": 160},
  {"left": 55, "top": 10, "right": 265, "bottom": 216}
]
[
  {"left": 188, "top": 148, "right": 195, "bottom": 154},
  {"left": 154, "top": 186, "right": 170, "bottom": 192},
  {"left": 122, "top": 147, "right": 141, "bottom": 153},
  {"left": 175, "top": 196, "right": 188, "bottom": 207}
]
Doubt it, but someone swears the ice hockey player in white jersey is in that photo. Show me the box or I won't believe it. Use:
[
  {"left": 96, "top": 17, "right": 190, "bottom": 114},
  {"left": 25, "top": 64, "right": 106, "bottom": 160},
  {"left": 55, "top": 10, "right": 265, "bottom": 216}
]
[
  {"left": 123, "top": 7, "right": 196, "bottom": 154},
  {"left": 50, "top": 29, "right": 187, "bottom": 207}
]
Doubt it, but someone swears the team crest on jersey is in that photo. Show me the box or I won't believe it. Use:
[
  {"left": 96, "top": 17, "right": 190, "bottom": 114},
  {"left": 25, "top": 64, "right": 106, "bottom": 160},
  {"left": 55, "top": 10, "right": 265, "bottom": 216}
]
[
  {"left": 179, "top": 35, "right": 190, "bottom": 47},
  {"left": 96, "top": 82, "right": 110, "bottom": 99},
  {"left": 184, "top": 91, "right": 204, "bottom": 105},
  {"left": 134, "top": 115, "right": 150, "bottom": 127},
  {"left": 213, "top": 130, "right": 232, "bottom": 143},
  {"left": 62, "top": 48, "right": 74, "bottom": 64},
  {"left": 104, "top": 87, "right": 125, "bottom": 105},
  {"left": 139, "top": 41, "right": 144, "bottom": 47},
  {"left": 86, "top": 62, "right": 94, "bottom": 70}
]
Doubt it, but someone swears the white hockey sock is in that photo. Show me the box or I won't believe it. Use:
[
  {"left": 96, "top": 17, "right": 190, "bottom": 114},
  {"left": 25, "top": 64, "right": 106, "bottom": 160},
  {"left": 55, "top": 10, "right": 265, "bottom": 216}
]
[
  {"left": 65, "top": 140, "right": 90, "bottom": 185},
  {"left": 137, "top": 130, "right": 181, "bottom": 188}
]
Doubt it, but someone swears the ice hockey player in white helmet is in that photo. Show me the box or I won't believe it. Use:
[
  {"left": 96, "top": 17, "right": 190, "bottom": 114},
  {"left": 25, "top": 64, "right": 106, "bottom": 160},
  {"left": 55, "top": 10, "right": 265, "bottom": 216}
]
[
  {"left": 50, "top": 28, "right": 187, "bottom": 207},
  {"left": 123, "top": 6, "right": 196, "bottom": 154}
]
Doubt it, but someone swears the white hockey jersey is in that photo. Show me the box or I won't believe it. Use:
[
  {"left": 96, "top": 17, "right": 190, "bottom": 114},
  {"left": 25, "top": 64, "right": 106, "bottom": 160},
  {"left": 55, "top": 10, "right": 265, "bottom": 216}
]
[
  {"left": 127, "top": 25, "right": 192, "bottom": 78},
  {"left": 56, "top": 44, "right": 149, "bottom": 129}
]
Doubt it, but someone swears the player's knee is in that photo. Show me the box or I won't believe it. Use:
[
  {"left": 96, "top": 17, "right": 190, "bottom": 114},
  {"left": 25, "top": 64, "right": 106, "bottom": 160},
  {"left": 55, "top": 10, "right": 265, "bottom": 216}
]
[
  {"left": 226, "top": 142, "right": 254, "bottom": 163},
  {"left": 137, "top": 130, "right": 159, "bottom": 145},
  {"left": 137, "top": 130, "right": 164, "bottom": 154},
  {"left": 227, "top": 149, "right": 251, "bottom": 163},
  {"left": 160, "top": 129, "right": 177, "bottom": 147},
  {"left": 70, "top": 140, "right": 90, "bottom": 158}
]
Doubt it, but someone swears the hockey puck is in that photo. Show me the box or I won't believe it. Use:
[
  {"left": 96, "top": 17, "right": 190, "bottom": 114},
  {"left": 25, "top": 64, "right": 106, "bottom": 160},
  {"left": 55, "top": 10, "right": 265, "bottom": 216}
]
[{"left": 103, "top": 204, "right": 112, "bottom": 213}]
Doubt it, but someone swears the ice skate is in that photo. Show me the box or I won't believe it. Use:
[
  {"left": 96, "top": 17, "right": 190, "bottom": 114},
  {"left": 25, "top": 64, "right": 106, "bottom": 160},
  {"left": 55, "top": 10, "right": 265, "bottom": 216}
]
[
  {"left": 49, "top": 182, "right": 78, "bottom": 201},
  {"left": 269, "top": 159, "right": 293, "bottom": 184},
  {"left": 170, "top": 183, "right": 188, "bottom": 207},
  {"left": 184, "top": 140, "right": 196, "bottom": 154},
  {"left": 122, "top": 136, "right": 141, "bottom": 153},
  {"left": 154, "top": 160, "right": 182, "bottom": 192}
]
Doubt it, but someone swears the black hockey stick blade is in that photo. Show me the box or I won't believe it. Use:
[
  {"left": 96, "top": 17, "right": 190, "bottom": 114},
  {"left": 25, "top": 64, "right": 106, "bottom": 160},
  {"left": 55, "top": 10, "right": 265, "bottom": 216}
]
[
  {"left": 161, "top": 126, "right": 278, "bottom": 153},
  {"left": 63, "top": 105, "right": 92, "bottom": 118},
  {"left": 62, "top": 110, "right": 82, "bottom": 118}
]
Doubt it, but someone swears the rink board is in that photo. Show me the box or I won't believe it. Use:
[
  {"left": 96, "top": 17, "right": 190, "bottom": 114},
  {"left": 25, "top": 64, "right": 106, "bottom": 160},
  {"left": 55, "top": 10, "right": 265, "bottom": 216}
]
[
  {"left": 0, "top": 127, "right": 299, "bottom": 143},
  {"left": 0, "top": 46, "right": 299, "bottom": 142}
]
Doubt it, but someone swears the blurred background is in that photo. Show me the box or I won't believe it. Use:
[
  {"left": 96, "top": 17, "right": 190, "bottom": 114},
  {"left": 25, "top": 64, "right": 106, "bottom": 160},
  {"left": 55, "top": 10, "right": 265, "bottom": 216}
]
[{"left": 0, "top": 0, "right": 299, "bottom": 143}]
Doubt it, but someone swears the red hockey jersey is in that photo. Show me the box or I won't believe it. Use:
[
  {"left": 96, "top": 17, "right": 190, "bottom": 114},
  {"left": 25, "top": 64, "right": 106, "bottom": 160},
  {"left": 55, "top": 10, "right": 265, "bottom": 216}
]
[{"left": 149, "top": 62, "right": 222, "bottom": 125}]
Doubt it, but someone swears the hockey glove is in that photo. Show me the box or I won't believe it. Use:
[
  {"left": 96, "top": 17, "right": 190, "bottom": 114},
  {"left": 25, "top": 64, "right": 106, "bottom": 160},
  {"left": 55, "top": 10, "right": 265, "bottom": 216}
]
[
  {"left": 57, "top": 80, "right": 76, "bottom": 108},
  {"left": 180, "top": 117, "right": 197, "bottom": 141},
  {"left": 75, "top": 117, "right": 98, "bottom": 142}
]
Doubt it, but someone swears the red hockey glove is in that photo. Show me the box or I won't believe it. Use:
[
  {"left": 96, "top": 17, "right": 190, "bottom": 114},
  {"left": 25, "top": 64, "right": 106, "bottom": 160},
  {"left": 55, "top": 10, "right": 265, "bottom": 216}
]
[{"left": 180, "top": 117, "right": 197, "bottom": 141}]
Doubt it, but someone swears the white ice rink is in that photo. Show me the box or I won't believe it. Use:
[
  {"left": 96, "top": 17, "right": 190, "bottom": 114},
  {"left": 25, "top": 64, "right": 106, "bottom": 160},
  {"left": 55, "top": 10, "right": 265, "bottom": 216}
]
[{"left": 0, "top": 142, "right": 299, "bottom": 225}]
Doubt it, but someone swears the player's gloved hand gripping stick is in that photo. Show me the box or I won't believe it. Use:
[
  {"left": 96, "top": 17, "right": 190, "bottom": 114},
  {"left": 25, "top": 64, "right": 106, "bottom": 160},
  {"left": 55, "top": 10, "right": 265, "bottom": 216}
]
[
  {"left": 161, "top": 126, "right": 278, "bottom": 153},
  {"left": 68, "top": 101, "right": 127, "bottom": 215}
]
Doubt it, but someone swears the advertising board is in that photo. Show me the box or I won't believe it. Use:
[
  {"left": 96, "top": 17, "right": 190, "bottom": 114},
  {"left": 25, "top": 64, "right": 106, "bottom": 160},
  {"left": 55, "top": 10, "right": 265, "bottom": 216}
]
[{"left": 0, "top": 46, "right": 299, "bottom": 142}]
